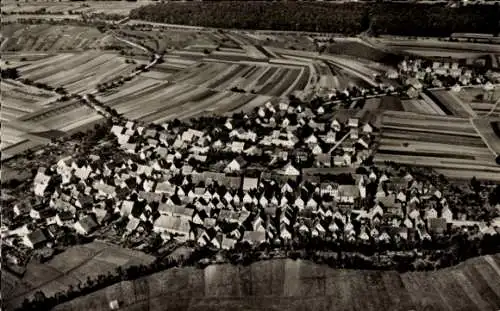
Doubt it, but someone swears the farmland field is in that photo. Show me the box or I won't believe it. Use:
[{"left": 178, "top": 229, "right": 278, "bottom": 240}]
[
  {"left": 0, "top": 24, "right": 131, "bottom": 53},
  {"left": 18, "top": 51, "right": 142, "bottom": 94},
  {"left": 0, "top": 79, "right": 58, "bottom": 123},
  {"left": 326, "top": 39, "right": 403, "bottom": 65},
  {"left": 2, "top": 241, "right": 155, "bottom": 311},
  {"left": 1, "top": 98, "right": 104, "bottom": 159},
  {"left": 96, "top": 58, "right": 309, "bottom": 122},
  {"left": 374, "top": 37, "right": 500, "bottom": 55},
  {"left": 96, "top": 75, "right": 273, "bottom": 123},
  {"left": 50, "top": 255, "right": 500, "bottom": 311},
  {"left": 472, "top": 118, "right": 500, "bottom": 157},
  {"left": 1, "top": 0, "right": 152, "bottom": 16},
  {"left": 427, "top": 90, "right": 475, "bottom": 117},
  {"left": 454, "top": 86, "right": 500, "bottom": 118},
  {"left": 375, "top": 111, "right": 500, "bottom": 181}
]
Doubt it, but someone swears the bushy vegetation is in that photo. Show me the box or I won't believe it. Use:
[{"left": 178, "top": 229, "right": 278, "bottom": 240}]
[{"left": 130, "top": 2, "right": 500, "bottom": 37}]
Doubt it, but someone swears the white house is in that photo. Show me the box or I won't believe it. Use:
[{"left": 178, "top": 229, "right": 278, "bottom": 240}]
[
  {"left": 74, "top": 215, "right": 98, "bottom": 235},
  {"left": 34, "top": 170, "right": 51, "bottom": 196},
  {"left": 279, "top": 162, "right": 300, "bottom": 176}
]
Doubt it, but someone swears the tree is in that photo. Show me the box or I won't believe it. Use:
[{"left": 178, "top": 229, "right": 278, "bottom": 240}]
[
  {"left": 1, "top": 68, "right": 19, "bottom": 79},
  {"left": 470, "top": 176, "right": 481, "bottom": 193}
]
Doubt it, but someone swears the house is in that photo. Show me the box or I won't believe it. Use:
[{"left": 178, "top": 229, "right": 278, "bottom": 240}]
[
  {"left": 242, "top": 231, "right": 266, "bottom": 245},
  {"left": 224, "top": 158, "right": 246, "bottom": 173},
  {"left": 74, "top": 215, "right": 98, "bottom": 235},
  {"left": 315, "top": 153, "right": 331, "bottom": 167},
  {"left": 320, "top": 183, "right": 338, "bottom": 197},
  {"left": 349, "top": 128, "right": 359, "bottom": 140},
  {"left": 221, "top": 237, "right": 237, "bottom": 250},
  {"left": 126, "top": 218, "right": 140, "bottom": 232},
  {"left": 23, "top": 229, "right": 48, "bottom": 249},
  {"left": 425, "top": 208, "right": 438, "bottom": 220},
  {"left": 93, "top": 182, "right": 116, "bottom": 198},
  {"left": 181, "top": 128, "right": 203, "bottom": 142},
  {"left": 406, "top": 86, "right": 419, "bottom": 99},
  {"left": 109, "top": 300, "right": 120, "bottom": 310},
  {"left": 55, "top": 211, "right": 75, "bottom": 226},
  {"left": 305, "top": 134, "right": 318, "bottom": 144},
  {"left": 153, "top": 215, "right": 192, "bottom": 241},
  {"left": 93, "top": 206, "right": 108, "bottom": 224},
  {"left": 279, "top": 162, "right": 300, "bottom": 176},
  {"left": 331, "top": 119, "right": 341, "bottom": 131},
  {"left": 428, "top": 218, "right": 447, "bottom": 235},
  {"left": 337, "top": 185, "right": 360, "bottom": 204},
  {"left": 348, "top": 118, "right": 359, "bottom": 128},
  {"left": 242, "top": 177, "right": 258, "bottom": 191},
  {"left": 321, "top": 131, "right": 337, "bottom": 144},
  {"left": 120, "top": 200, "right": 135, "bottom": 217},
  {"left": 442, "top": 207, "right": 453, "bottom": 223},
  {"left": 280, "top": 224, "right": 292, "bottom": 240},
  {"left": 311, "top": 144, "right": 323, "bottom": 155},
  {"left": 230, "top": 141, "right": 245, "bottom": 153},
  {"left": 13, "top": 203, "right": 30, "bottom": 217},
  {"left": 34, "top": 169, "right": 52, "bottom": 196}
]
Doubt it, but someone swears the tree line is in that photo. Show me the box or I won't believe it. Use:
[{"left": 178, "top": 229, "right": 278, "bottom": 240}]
[{"left": 129, "top": 2, "right": 500, "bottom": 37}]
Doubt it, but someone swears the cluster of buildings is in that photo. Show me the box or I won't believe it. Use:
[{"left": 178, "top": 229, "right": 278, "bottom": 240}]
[
  {"left": 391, "top": 58, "right": 495, "bottom": 97},
  {"left": 2, "top": 100, "right": 499, "bottom": 269}
]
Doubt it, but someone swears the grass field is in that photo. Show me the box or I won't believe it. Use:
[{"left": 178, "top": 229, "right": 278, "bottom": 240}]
[
  {"left": 48, "top": 254, "right": 500, "bottom": 311},
  {"left": 375, "top": 111, "right": 500, "bottom": 181},
  {"left": 2, "top": 241, "right": 155, "bottom": 310}
]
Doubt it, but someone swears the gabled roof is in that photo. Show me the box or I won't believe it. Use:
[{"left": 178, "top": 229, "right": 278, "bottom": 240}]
[
  {"left": 242, "top": 230, "right": 266, "bottom": 244},
  {"left": 154, "top": 215, "right": 190, "bottom": 233},
  {"left": 27, "top": 229, "right": 48, "bottom": 245},
  {"left": 279, "top": 162, "right": 300, "bottom": 176},
  {"left": 77, "top": 215, "right": 98, "bottom": 233}
]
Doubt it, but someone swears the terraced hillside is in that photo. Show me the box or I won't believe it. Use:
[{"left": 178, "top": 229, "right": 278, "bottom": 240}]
[{"left": 51, "top": 255, "right": 500, "bottom": 311}]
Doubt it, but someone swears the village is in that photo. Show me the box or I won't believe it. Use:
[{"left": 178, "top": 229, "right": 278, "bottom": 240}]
[{"left": 2, "top": 95, "right": 500, "bottom": 274}]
